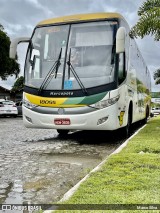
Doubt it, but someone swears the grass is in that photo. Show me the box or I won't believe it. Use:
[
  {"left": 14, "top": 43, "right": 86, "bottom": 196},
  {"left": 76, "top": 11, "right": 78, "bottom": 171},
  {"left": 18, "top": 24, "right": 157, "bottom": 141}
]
[{"left": 54, "top": 117, "right": 160, "bottom": 213}]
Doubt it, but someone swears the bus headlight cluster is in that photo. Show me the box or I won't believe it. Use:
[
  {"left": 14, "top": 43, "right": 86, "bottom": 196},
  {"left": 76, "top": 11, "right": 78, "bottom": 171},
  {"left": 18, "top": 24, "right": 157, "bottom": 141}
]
[
  {"left": 23, "top": 100, "right": 38, "bottom": 109},
  {"left": 91, "top": 95, "right": 120, "bottom": 109}
]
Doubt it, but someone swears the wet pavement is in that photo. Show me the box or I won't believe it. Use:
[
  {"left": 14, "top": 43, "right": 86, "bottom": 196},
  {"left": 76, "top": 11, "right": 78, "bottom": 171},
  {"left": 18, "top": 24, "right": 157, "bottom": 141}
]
[{"left": 0, "top": 117, "right": 133, "bottom": 207}]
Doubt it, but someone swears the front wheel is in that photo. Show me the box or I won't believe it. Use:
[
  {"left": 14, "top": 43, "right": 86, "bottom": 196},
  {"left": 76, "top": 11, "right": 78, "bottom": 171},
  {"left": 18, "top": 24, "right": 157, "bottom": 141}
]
[
  {"left": 123, "top": 111, "right": 132, "bottom": 138},
  {"left": 57, "top": 130, "right": 69, "bottom": 137}
]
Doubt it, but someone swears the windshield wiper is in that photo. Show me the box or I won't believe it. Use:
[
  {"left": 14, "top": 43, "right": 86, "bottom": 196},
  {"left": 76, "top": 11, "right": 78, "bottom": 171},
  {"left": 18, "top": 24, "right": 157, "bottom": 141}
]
[
  {"left": 66, "top": 48, "right": 88, "bottom": 95},
  {"left": 38, "top": 48, "right": 62, "bottom": 95}
]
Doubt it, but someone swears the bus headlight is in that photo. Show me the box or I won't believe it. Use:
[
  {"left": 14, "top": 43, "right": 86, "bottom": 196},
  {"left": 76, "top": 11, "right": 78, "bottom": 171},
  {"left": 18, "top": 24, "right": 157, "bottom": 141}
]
[
  {"left": 91, "top": 95, "right": 120, "bottom": 109},
  {"left": 23, "top": 100, "right": 38, "bottom": 109}
]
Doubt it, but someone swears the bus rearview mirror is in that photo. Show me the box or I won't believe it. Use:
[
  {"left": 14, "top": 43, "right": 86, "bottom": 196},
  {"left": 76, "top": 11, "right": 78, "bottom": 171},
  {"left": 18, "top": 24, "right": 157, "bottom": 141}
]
[
  {"left": 116, "top": 27, "right": 126, "bottom": 53},
  {"left": 10, "top": 37, "right": 30, "bottom": 59}
]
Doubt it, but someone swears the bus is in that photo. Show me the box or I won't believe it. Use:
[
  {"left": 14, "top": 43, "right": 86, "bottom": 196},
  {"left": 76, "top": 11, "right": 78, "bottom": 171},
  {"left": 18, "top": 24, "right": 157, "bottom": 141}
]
[{"left": 10, "top": 13, "right": 151, "bottom": 136}]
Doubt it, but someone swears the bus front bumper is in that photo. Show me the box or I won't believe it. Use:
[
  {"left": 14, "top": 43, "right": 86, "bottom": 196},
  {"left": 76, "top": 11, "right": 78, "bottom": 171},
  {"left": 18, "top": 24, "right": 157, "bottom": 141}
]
[{"left": 23, "top": 105, "right": 120, "bottom": 131}]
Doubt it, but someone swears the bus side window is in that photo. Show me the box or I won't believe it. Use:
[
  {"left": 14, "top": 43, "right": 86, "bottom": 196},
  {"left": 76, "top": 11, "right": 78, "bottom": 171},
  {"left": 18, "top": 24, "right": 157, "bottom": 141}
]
[{"left": 118, "top": 52, "right": 126, "bottom": 85}]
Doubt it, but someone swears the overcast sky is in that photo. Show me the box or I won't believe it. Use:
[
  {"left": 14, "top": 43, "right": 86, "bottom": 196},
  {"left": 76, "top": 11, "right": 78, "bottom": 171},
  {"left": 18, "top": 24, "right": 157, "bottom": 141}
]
[{"left": 0, "top": 0, "right": 160, "bottom": 91}]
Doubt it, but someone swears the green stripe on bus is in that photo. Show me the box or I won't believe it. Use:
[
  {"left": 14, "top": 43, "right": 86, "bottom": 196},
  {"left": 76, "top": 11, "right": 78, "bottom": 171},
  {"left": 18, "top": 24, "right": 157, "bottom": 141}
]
[
  {"left": 63, "top": 96, "right": 85, "bottom": 105},
  {"left": 80, "top": 92, "right": 107, "bottom": 105},
  {"left": 63, "top": 92, "right": 107, "bottom": 105}
]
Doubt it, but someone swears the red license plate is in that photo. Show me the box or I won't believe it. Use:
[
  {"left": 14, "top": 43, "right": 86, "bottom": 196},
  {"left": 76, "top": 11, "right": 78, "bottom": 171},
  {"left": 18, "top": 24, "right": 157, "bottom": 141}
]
[{"left": 54, "top": 118, "right": 71, "bottom": 125}]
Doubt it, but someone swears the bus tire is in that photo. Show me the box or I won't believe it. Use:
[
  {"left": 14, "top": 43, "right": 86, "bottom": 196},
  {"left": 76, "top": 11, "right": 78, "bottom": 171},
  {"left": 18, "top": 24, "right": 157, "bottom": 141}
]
[
  {"left": 123, "top": 109, "right": 132, "bottom": 138},
  {"left": 57, "top": 129, "right": 69, "bottom": 136},
  {"left": 143, "top": 106, "right": 149, "bottom": 124}
]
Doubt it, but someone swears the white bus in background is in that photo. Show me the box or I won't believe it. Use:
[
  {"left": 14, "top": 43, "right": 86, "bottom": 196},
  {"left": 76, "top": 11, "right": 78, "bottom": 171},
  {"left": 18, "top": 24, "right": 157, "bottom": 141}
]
[{"left": 10, "top": 13, "right": 151, "bottom": 136}]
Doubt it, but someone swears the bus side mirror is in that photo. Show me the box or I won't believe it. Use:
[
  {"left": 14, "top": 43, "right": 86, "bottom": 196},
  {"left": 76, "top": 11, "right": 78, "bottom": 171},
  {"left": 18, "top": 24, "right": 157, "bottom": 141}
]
[
  {"left": 10, "top": 37, "right": 30, "bottom": 59},
  {"left": 116, "top": 27, "right": 126, "bottom": 53}
]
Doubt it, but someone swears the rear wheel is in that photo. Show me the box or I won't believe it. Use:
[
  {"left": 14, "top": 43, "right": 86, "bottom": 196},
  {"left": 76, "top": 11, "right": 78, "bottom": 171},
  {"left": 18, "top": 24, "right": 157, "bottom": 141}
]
[
  {"left": 150, "top": 112, "right": 154, "bottom": 117},
  {"left": 143, "top": 106, "right": 149, "bottom": 124}
]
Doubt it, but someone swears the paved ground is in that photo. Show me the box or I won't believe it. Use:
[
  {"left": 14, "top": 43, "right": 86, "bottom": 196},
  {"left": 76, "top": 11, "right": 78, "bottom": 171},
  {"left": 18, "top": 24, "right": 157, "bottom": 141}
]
[{"left": 0, "top": 117, "right": 126, "bottom": 206}]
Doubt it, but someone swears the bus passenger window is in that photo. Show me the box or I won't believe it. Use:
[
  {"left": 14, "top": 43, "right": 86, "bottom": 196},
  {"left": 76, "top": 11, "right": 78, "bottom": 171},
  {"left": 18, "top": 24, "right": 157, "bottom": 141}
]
[{"left": 118, "top": 52, "right": 126, "bottom": 84}]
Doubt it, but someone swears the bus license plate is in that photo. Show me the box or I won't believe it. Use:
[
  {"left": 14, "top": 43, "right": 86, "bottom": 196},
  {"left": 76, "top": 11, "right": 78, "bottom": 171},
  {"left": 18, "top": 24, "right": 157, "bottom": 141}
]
[{"left": 54, "top": 118, "right": 70, "bottom": 125}]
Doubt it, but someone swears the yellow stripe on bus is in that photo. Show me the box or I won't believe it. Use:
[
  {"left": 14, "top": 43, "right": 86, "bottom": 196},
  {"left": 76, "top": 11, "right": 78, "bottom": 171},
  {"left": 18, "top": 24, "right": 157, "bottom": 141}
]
[
  {"left": 37, "top": 13, "right": 122, "bottom": 26},
  {"left": 25, "top": 93, "right": 67, "bottom": 107},
  {"left": 24, "top": 93, "right": 86, "bottom": 108}
]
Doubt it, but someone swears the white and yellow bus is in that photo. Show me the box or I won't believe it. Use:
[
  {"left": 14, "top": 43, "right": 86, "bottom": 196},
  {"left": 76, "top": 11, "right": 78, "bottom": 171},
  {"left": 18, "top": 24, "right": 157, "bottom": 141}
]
[{"left": 10, "top": 13, "right": 151, "bottom": 136}]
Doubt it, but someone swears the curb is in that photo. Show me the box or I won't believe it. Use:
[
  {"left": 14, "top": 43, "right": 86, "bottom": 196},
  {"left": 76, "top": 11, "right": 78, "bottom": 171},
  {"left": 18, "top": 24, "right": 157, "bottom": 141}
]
[{"left": 43, "top": 124, "right": 146, "bottom": 213}]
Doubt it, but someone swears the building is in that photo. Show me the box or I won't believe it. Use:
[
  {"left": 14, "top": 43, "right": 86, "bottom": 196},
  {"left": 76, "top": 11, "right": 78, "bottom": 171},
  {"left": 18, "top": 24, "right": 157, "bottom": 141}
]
[
  {"left": 0, "top": 85, "right": 11, "bottom": 100},
  {"left": 151, "top": 92, "right": 160, "bottom": 104},
  {"left": 0, "top": 85, "right": 23, "bottom": 102},
  {"left": 11, "top": 89, "right": 23, "bottom": 102}
]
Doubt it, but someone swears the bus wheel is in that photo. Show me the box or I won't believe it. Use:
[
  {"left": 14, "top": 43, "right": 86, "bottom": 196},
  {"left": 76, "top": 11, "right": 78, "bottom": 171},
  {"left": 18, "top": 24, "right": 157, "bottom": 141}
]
[
  {"left": 143, "top": 106, "right": 149, "bottom": 124},
  {"left": 123, "top": 111, "right": 132, "bottom": 138},
  {"left": 57, "top": 130, "right": 69, "bottom": 137}
]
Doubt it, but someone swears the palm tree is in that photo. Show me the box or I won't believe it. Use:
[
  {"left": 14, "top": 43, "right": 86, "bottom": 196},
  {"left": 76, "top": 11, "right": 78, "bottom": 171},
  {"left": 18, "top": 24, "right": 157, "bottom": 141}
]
[
  {"left": 154, "top": 69, "right": 160, "bottom": 84},
  {"left": 129, "top": 0, "right": 160, "bottom": 41},
  {"left": 130, "top": 0, "right": 160, "bottom": 85}
]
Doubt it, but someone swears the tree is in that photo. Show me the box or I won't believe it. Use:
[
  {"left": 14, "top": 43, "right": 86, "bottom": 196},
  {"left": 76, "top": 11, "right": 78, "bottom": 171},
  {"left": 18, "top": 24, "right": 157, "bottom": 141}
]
[
  {"left": 11, "top": 76, "right": 24, "bottom": 92},
  {"left": 154, "top": 69, "right": 160, "bottom": 84},
  {"left": 0, "top": 24, "right": 20, "bottom": 80},
  {"left": 129, "top": 0, "right": 160, "bottom": 41},
  {"left": 130, "top": 0, "right": 160, "bottom": 85}
]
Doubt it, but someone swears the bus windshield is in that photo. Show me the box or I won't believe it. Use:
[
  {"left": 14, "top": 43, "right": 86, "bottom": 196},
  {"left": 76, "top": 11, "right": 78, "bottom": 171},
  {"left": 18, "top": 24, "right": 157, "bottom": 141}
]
[{"left": 25, "top": 21, "right": 117, "bottom": 91}]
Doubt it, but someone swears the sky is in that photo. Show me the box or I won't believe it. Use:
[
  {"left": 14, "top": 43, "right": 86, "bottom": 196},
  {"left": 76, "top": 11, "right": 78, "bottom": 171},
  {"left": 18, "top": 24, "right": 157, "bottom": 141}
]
[{"left": 0, "top": 0, "right": 160, "bottom": 91}]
